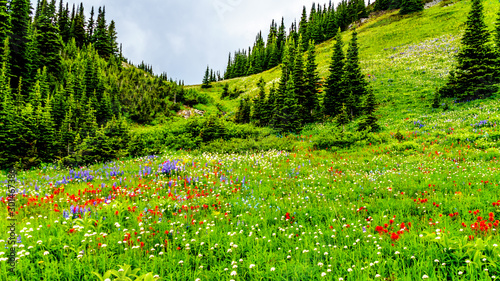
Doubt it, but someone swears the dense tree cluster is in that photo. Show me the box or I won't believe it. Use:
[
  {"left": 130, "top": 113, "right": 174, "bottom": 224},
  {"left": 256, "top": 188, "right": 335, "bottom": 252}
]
[
  {"left": 439, "top": 0, "right": 500, "bottom": 101},
  {"left": 221, "top": 0, "right": 368, "bottom": 81},
  {"left": 374, "top": 0, "right": 423, "bottom": 14},
  {"left": 236, "top": 31, "right": 378, "bottom": 133},
  {"left": 0, "top": 0, "right": 186, "bottom": 169}
]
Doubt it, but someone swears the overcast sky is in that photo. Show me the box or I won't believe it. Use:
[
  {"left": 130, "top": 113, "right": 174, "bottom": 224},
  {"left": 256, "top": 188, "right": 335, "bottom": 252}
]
[{"left": 31, "top": 0, "right": 332, "bottom": 85}]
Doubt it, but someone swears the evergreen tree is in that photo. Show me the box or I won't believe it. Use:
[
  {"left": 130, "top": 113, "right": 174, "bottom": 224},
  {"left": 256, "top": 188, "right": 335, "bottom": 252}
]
[
  {"left": 34, "top": 1, "right": 63, "bottom": 79},
  {"left": 94, "top": 7, "right": 112, "bottom": 59},
  {"left": 0, "top": 0, "right": 10, "bottom": 57},
  {"left": 0, "top": 40, "right": 16, "bottom": 168},
  {"left": 323, "top": 30, "right": 345, "bottom": 118},
  {"left": 235, "top": 98, "right": 251, "bottom": 124},
  {"left": 266, "top": 83, "right": 277, "bottom": 127},
  {"left": 293, "top": 35, "right": 306, "bottom": 126},
  {"left": 9, "top": 0, "right": 32, "bottom": 90},
  {"left": 57, "top": 1, "right": 71, "bottom": 43},
  {"left": 341, "top": 29, "right": 368, "bottom": 117},
  {"left": 221, "top": 83, "right": 230, "bottom": 99},
  {"left": 108, "top": 20, "right": 119, "bottom": 56},
  {"left": 70, "top": 4, "right": 86, "bottom": 48},
  {"left": 87, "top": 6, "right": 95, "bottom": 43},
  {"left": 252, "top": 78, "right": 266, "bottom": 126},
  {"left": 201, "top": 65, "right": 211, "bottom": 88},
  {"left": 358, "top": 90, "right": 380, "bottom": 132},
  {"left": 337, "top": 103, "right": 349, "bottom": 132},
  {"left": 299, "top": 6, "right": 310, "bottom": 51},
  {"left": 399, "top": 0, "right": 424, "bottom": 15},
  {"left": 439, "top": 0, "right": 498, "bottom": 100},
  {"left": 304, "top": 41, "right": 321, "bottom": 123}
]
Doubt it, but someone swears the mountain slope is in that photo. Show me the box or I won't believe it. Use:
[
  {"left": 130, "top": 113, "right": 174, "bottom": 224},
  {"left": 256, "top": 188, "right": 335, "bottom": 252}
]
[{"left": 193, "top": 0, "right": 499, "bottom": 129}]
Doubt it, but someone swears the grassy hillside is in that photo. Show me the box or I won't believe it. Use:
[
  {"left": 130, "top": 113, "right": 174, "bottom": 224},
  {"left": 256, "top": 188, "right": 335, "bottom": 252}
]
[{"left": 191, "top": 0, "right": 499, "bottom": 131}]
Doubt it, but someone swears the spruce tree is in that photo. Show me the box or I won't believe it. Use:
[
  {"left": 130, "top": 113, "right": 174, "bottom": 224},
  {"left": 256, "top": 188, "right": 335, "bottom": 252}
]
[
  {"left": 399, "top": 0, "right": 424, "bottom": 15},
  {"left": 0, "top": 0, "right": 10, "bottom": 57},
  {"left": 252, "top": 78, "right": 266, "bottom": 126},
  {"left": 94, "top": 7, "right": 112, "bottom": 59},
  {"left": 108, "top": 20, "right": 119, "bottom": 56},
  {"left": 70, "top": 4, "right": 86, "bottom": 48},
  {"left": 34, "top": 1, "right": 63, "bottom": 78},
  {"left": 87, "top": 6, "right": 95, "bottom": 43},
  {"left": 299, "top": 6, "right": 310, "bottom": 51},
  {"left": 201, "top": 65, "right": 211, "bottom": 88},
  {"left": 323, "top": 30, "right": 345, "bottom": 118},
  {"left": 304, "top": 41, "right": 321, "bottom": 123},
  {"left": 337, "top": 103, "right": 350, "bottom": 132},
  {"left": 57, "top": 2, "right": 71, "bottom": 43},
  {"left": 9, "top": 0, "right": 32, "bottom": 90},
  {"left": 439, "top": 0, "right": 498, "bottom": 100},
  {"left": 0, "top": 40, "right": 16, "bottom": 168},
  {"left": 358, "top": 90, "right": 380, "bottom": 132},
  {"left": 292, "top": 35, "right": 306, "bottom": 126},
  {"left": 342, "top": 29, "right": 368, "bottom": 117}
]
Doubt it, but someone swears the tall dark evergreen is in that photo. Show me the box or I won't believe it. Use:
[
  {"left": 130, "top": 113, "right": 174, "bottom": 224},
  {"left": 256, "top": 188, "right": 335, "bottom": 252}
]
[
  {"left": 70, "top": 3, "right": 86, "bottom": 48},
  {"left": 292, "top": 35, "right": 306, "bottom": 126},
  {"left": 0, "top": 0, "right": 10, "bottom": 57},
  {"left": 304, "top": 41, "right": 321, "bottom": 123},
  {"left": 34, "top": 0, "right": 63, "bottom": 79},
  {"left": 323, "top": 30, "right": 345, "bottom": 118},
  {"left": 87, "top": 6, "right": 95, "bottom": 43},
  {"left": 108, "top": 20, "right": 119, "bottom": 56},
  {"left": 299, "top": 6, "right": 310, "bottom": 51},
  {"left": 57, "top": 1, "right": 71, "bottom": 43},
  {"left": 358, "top": 90, "right": 380, "bottom": 132},
  {"left": 201, "top": 65, "right": 211, "bottom": 88},
  {"left": 341, "top": 29, "right": 368, "bottom": 117},
  {"left": 438, "top": 0, "right": 498, "bottom": 100},
  {"left": 399, "top": 0, "right": 424, "bottom": 15},
  {"left": 9, "top": 0, "right": 32, "bottom": 90},
  {"left": 252, "top": 78, "right": 266, "bottom": 126},
  {"left": 94, "top": 7, "right": 112, "bottom": 59}
]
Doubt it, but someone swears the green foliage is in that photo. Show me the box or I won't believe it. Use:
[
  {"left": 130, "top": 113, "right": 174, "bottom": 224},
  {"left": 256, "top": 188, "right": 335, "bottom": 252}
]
[
  {"left": 399, "top": 0, "right": 424, "bottom": 15},
  {"left": 323, "top": 30, "right": 345, "bottom": 118},
  {"left": 439, "top": 0, "right": 498, "bottom": 100},
  {"left": 77, "top": 117, "right": 130, "bottom": 164},
  {"left": 201, "top": 65, "right": 211, "bottom": 89}
]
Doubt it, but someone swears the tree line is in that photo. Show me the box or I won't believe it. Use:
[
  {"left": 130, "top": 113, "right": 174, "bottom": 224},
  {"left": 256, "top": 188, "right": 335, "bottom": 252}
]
[
  {"left": 0, "top": 0, "right": 188, "bottom": 170},
  {"left": 234, "top": 30, "right": 379, "bottom": 134}
]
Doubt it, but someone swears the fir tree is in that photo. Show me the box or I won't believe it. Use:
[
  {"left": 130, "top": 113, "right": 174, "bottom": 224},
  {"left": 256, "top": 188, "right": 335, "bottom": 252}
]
[
  {"left": 292, "top": 35, "right": 306, "bottom": 126},
  {"left": 201, "top": 65, "right": 211, "bottom": 88},
  {"left": 9, "top": 0, "right": 33, "bottom": 90},
  {"left": 94, "top": 7, "right": 112, "bottom": 59},
  {"left": 108, "top": 20, "right": 119, "bottom": 56},
  {"left": 304, "top": 41, "right": 321, "bottom": 123},
  {"left": 221, "top": 83, "right": 230, "bottom": 99},
  {"left": 0, "top": 0, "right": 10, "bottom": 57},
  {"left": 70, "top": 4, "right": 86, "bottom": 48},
  {"left": 399, "top": 0, "right": 424, "bottom": 15},
  {"left": 341, "top": 29, "right": 368, "bottom": 117},
  {"left": 337, "top": 103, "right": 350, "bottom": 132},
  {"left": 323, "top": 30, "right": 345, "bottom": 118},
  {"left": 358, "top": 90, "right": 380, "bottom": 132},
  {"left": 439, "top": 0, "right": 498, "bottom": 100},
  {"left": 57, "top": 1, "right": 71, "bottom": 43},
  {"left": 34, "top": 1, "right": 63, "bottom": 78},
  {"left": 299, "top": 6, "right": 310, "bottom": 51},
  {"left": 252, "top": 77, "right": 266, "bottom": 126},
  {"left": 87, "top": 6, "right": 95, "bottom": 43}
]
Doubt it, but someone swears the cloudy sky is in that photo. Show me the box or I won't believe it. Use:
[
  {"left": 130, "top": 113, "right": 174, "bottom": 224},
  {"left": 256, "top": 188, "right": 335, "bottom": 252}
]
[{"left": 32, "top": 0, "right": 331, "bottom": 85}]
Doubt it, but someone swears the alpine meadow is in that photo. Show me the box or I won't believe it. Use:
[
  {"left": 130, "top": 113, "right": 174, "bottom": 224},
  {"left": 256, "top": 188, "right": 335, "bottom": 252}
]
[{"left": 2, "top": 0, "right": 500, "bottom": 280}]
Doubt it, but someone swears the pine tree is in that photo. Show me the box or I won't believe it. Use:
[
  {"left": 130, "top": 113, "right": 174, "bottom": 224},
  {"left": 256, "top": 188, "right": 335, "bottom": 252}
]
[
  {"left": 108, "top": 20, "right": 119, "bottom": 56},
  {"left": 323, "top": 30, "right": 345, "bottom": 118},
  {"left": 87, "top": 6, "right": 95, "bottom": 43},
  {"left": 358, "top": 90, "right": 379, "bottom": 132},
  {"left": 399, "top": 0, "right": 424, "bottom": 15},
  {"left": 439, "top": 0, "right": 498, "bottom": 100},
  {"left": 0, "top": 0, "right": 10, "bottom": 57},
  {"left": 266, "top": 83, "right": 277, "bottom": 127},
  {"left": 292, "top": 35, "right": 306, "bottom": 126},
  {"left": 201, "top": 65, "right": 211, "bottom": 88},
  {"left": 94, "top": 6, "right": 112, "bottom": 59},
  {"left": 9, "top": 0, "right": 32, "bottom": 90},
  {"left": 341, "top": 29, "right": 368, "bottom": 117},
  {"left": 337, "top": 103, "right": 350, "bottom": 132},
  {"left": 221, "top": 83, "right": 230, "bottom": 99},
  {"left": 57, "top": 1, "right": 71, "bottom": 43},
  {"left": 70, "top": 4, "right": 86, "bottom": 48},
  {"left": 0, "top": 40, "right": 16, "bottom": 168},
  {"left": 304, "top": 41, "right": 321, "bottom": 123},
  {"left": 299, "top": 6, "right": 310, "bottom": 51},
  {"left": 34, "top": 1, "right": 63, "bottom": 78},
  {"left": 252, "top": 77, "right": 266, "bottom": 126}
]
